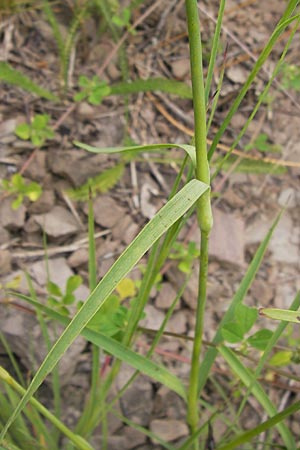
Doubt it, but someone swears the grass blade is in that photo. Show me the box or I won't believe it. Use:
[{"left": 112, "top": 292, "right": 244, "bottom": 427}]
[
  {"left": 0, "top": 367, "right": 92, "bottom": 450},
  {"left": 0, "top": 180, "right": 209, "bottom": 439},
  {"left": 8, "top": 292, "right": 188, "bottom": 400},
  {"left": 74, "top": 141, "right": 197, "bottom": 167},
  {"left": 204, "top": 0, "right": 226, "bottom": 104},
  {"left": 208, "top": 10, "right": 300, "bottom": 160},
  {"left": 218, "top": 346, "right": 296, "bottom": 449},
  {"left": 217, "top": 400, "right": 300, "bottom": 450}
]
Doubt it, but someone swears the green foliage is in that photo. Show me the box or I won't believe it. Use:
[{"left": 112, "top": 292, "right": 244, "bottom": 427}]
[
  {"left": 112, "top": 6, "right": 136, "bottom": 34},
  {"left": 42, "top": 0, "right": 89, "bottom": 91},
  {"left": 87, "top": 294, "right": 130, "bottom": 339},
  {"left": 246, "top": 329, "right": 273, "bottom": 350},
  {"left": 280, "top": 63, "right": 300, "bottom": 91},
  {"left": 268, "top": 350, "right": 292, "bottom": 366},
  {"left": 47, "top": 275, "right": 83, "bottom": 315},
  {"left": 1, "top": 1, "right": 300, "bottom": 448},
  {"left": 169, "top": 241, "right": 200, "bottom": 274},
  {"left": 110, "top": 77, "right": 192, "bottom": 98},
  {"left": 15, "top": 114, "right": 54, "bottom": 147},
  {"left": 221, "top": 304, "right": 273, "bottom": 350},
  {"left": 1, "top": 174, "right": 42, "bottom": 209},
  {"left": 77, "top": 277, "right": 137, "bottom": 340},
  {"left": 260, "top": 307, "right": 300, "bottom": 323},
  {"left": 245, "top": 133, "right": 281, "bottom": 153},
  {"left": 74, "top": 75, "right": 111, "bottom": 104},
  {"left": 67, "top": 163, "right": 125, "bottom": 201},
  {"left": 0, "top": 62, "right": 59, "bottom": 101}
]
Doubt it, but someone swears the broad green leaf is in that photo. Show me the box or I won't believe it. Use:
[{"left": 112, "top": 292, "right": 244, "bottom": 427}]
[
  {"left": 247, "top": 329, "right": 273, "bottom": 350},
  {"left": 74, "top": 141, "right": 197, "bottom": 168},
  {"left": 259, "top": 307, "right": 300, "bottom": 323},
  {"left": 221, "top": 322, "right": 244, "bottom": 343},
  {"left": 219, "top": 345, "right": 296, "bottom": 448},
  {"left": 0, "top": 62, "right": 59, "bottom": 101},
  {"left": 269, "top": 351, "right": 292, "bottom": 367},
  {"left": 235, "top": 304, "right": 258, "bottom": 334},
  {"left": 1, "top": 180, "right": 209, "bottom": 437}
]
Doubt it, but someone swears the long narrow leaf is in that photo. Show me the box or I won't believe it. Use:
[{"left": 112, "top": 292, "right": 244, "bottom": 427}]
[
  {"left": 110, "top": 78, "right": 192, "bottom": 99},
  {"left": 0, "top": 180, "right": 209, "bottom": 439},
  {"left": 208, "top": 11, "right": 300, "bottom": 160},
  {"left": 74, "top": 141, "right": 197, "bottom": 167},
  {"left": 218, "top": 346, "right": 296, "bottom": 448},
  {"left": 217, "top": 400, "right": 300, "bottom": 450},
  {"left": 204, "top": 0, "right": 226, "bottom": 103},
  {"left": 9, "top": 292, "right": 187, "bottom": 401}
]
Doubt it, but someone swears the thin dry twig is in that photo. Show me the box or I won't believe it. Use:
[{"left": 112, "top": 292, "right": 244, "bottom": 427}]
[{"left": 7, "top": 230, "right": 110, "bottom": 259}]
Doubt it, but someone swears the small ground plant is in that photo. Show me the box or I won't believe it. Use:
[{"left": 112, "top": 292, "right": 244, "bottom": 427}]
[
  {"left": 1, "top": 1, "right": 300, "bottom": 450},
  {"left": 1, "top": 173, "right": 42, "bottom": 209}
]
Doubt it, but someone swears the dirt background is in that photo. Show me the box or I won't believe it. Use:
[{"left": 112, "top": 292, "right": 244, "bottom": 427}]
[{"left": 0, "top": 1, "right": 300, "bottom": 448}]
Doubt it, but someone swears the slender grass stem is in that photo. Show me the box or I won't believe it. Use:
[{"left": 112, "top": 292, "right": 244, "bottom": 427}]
[
  {"left": 185, "top": 1, "right": 213, "bottom": 446},
  {"left": 187, "top": 232, "right": 209, "bottom": 443}
]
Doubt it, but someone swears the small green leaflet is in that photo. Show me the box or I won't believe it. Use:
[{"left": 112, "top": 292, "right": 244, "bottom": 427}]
[{"left": 259, "top": 307, "right": 300, "bottom": 323}]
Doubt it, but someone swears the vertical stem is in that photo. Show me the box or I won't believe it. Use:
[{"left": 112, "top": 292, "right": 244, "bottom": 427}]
[
  {"left": 185, "top": 0, "right": 212, "bottom": 234},
  {"left": 187, "top": 232, "right": 209, "bottom": 437},
  {"left": 185, "top": 0, "right": 213, "bottom": 446}
]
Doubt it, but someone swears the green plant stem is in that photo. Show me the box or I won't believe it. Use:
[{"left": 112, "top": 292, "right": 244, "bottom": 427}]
[
  {"left": 185, "top": 1, "right": 213, "bottom": 446},
  {"left": 185, "top": 0, "right": 212, "bottom": 232},
  {"left": 187, "top": 232, "right": 209, "bottom": 440},
  {"left": 75, "top": 191, "right": 101, "bottom": 436}
]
